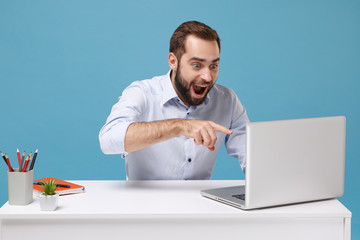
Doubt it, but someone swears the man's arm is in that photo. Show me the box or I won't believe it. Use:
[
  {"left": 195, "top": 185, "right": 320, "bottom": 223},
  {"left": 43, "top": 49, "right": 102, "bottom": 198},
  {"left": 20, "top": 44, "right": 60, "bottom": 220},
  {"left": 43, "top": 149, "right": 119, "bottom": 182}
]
[
  {"left": 224, "top": 89, "right": 249, "bottom": 173},
  {"left": 99, "top": 80, "right": 233, "bottom": 155},
  {"left": 125, "top": 119, "right": 233, "bottom": 152}
]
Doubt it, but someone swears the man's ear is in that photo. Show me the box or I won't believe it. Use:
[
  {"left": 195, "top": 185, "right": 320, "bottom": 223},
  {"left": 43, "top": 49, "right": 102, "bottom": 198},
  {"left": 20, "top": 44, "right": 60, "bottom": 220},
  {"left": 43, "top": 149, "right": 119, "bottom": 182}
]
[{"left": 168, "top": 52, "right": 178, "bottom": 71}]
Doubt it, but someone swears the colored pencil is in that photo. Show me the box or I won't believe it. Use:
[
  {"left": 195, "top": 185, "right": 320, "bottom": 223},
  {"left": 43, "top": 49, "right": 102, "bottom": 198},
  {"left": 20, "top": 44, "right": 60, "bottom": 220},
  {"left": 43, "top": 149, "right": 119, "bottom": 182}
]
[
  {"left": 21, "top": 156, "right": 29, "bottom": 172},
  {"left": 26, "top": 152, "right": 32, "bottom": 171},
  {"left": 1, "top": 152, "right": 7, "bottom": 166},
  {"left": 1, "top": 152, "right": 12, "bottom": 171},
  {"left": 20, "top": 151, "right": 25, "bottom": 170},
  {"left": 5, "top": 154, "right": 13, "bottom": 172},
  {"left": 29, "top": 149, "right": 38, "bottom": 170},
  {"left": 17, "top": 148, "right": 21, "bottom": 167}
]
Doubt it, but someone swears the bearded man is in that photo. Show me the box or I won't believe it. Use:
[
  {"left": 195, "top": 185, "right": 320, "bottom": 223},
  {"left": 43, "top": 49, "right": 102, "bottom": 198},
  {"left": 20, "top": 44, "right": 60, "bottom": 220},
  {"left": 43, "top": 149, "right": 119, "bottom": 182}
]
[{"left": 99, "top": 21, "right": 249, "bottom": 180}]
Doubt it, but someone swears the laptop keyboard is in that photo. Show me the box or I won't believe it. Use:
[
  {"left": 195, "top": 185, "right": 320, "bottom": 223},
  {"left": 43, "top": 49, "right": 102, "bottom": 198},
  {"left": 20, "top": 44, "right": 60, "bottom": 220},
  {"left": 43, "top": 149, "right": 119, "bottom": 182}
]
[{"left": 232, "top": 194, "right": 245, "bottom": 200}]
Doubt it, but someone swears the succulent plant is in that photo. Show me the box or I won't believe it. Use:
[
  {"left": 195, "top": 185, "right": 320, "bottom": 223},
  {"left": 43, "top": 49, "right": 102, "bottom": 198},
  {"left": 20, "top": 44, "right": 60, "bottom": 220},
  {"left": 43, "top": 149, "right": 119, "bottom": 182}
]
[{"left": 41, "top": 178, "right": 57, "bottom": 196}]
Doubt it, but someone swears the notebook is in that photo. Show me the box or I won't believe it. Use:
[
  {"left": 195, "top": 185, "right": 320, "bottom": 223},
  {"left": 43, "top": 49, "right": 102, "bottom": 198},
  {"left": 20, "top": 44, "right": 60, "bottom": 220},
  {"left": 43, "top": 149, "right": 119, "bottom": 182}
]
[
  {"left": 33, "top": 177, "right": 85, "bottom": 196},
  {"left": 201, "top": 116, "right": 346, "bottom": 209}
]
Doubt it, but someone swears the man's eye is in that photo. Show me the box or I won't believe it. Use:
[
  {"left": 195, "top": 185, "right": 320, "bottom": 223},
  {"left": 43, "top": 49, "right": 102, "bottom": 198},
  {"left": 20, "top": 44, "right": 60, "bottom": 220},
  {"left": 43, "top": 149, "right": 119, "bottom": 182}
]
[
  {"left": 193, "top": 63, "right": 200, "bottom": 68},
  {"left": 210, "top": 64, "right": 218, "bottom": 69}
]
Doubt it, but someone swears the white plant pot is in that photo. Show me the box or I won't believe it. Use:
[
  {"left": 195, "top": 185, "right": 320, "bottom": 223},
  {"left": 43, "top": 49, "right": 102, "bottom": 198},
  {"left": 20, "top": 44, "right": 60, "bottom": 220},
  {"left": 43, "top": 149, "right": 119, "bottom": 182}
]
[{"left": 39, "top": 193, "right": 59, "bottom": 211}]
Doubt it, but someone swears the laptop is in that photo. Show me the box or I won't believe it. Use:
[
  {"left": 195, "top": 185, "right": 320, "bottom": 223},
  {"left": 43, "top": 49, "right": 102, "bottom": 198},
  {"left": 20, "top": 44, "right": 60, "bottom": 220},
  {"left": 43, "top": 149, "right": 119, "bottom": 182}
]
[{"left": 201, "top": 116, "right": 346, "bottom": 210}]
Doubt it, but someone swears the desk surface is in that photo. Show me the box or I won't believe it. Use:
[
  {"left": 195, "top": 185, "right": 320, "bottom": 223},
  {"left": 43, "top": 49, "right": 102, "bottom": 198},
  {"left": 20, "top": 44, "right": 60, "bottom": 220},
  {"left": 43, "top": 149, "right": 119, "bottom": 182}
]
[{"left": 0, "top": 180, "right": 351, "bottom": 220}]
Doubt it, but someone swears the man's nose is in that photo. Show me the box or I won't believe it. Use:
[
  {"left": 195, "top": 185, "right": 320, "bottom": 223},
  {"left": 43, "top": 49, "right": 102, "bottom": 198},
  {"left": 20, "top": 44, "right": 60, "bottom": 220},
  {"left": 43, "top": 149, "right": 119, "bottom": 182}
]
[{"left": 200, "top": 69, "right": 212, "bottom": 83}]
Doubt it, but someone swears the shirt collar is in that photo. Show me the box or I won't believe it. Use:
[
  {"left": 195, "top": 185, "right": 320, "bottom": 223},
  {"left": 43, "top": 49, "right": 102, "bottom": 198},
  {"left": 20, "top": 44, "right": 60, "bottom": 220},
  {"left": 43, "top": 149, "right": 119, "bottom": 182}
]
[
  {"left": 161, "top": 70, "right": 211, "bottom": 107},
  {"left": 161, "top": 70, "right": 178, "bottom": 106}
]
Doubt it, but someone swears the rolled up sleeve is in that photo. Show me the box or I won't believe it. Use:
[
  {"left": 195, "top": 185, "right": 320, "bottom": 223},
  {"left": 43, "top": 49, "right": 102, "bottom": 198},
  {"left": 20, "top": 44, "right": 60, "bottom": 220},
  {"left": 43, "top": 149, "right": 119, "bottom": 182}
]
[
  {"left": 99, "top": 82, "right": 147, "bottom": 155},
  {"left": 224, "top": 90, "right": 249, "bottom": 172}
]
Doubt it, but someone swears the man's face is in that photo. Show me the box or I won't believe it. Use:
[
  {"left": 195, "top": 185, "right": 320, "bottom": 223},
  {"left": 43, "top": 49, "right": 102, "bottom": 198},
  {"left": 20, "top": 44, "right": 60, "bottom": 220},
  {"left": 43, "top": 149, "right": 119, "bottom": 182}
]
[{"left": 172, "top": 35, "right": 220, "bottom": 107}]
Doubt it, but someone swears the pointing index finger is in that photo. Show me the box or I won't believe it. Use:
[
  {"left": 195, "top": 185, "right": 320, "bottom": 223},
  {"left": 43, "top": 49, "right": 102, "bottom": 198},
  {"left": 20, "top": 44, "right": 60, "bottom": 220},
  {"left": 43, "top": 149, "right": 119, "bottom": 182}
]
[{"left": 209, "top": 122, "right": 233, "bottom": 135}]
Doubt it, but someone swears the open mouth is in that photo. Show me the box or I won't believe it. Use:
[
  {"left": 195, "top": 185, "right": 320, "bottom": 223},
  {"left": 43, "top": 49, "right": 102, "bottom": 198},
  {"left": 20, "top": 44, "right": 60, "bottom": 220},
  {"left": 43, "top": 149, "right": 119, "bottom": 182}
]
[{"left": 192, "top": 84, "right": 208, "bottom": 97}]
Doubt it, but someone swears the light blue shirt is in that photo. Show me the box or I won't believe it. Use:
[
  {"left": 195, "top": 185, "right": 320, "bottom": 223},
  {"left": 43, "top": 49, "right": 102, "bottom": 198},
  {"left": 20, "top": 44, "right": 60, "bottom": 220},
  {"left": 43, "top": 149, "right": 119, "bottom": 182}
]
[{"left": 99, "top": 71, "right": 249, "bottom": 180}]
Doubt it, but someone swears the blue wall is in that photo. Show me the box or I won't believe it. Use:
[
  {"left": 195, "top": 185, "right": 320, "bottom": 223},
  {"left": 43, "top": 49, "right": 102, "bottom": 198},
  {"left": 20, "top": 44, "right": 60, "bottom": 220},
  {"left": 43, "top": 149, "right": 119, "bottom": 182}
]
[{"left": 1, "top": 0, "right": 359, "bottom": 235}]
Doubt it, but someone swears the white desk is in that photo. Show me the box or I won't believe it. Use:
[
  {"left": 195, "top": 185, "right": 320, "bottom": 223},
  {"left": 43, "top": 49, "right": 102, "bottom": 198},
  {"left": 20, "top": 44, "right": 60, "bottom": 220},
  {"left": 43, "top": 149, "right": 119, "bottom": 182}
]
[{"left": 0, "top": 180, "right": 352, "bottom": 240}]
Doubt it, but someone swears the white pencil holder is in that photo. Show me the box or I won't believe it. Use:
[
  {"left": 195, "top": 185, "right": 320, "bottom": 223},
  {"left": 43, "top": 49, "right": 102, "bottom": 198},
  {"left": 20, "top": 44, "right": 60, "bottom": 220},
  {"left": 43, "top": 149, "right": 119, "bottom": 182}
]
[{"left": 7, "top": 169, "right": 33, "bottom": 205}]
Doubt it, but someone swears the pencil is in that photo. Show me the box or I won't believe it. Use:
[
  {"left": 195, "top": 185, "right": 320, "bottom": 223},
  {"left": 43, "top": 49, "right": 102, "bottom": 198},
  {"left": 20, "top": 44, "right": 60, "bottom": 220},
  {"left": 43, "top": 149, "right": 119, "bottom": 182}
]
[
  {"left": 1, "top": 152, "right": 7, "bottom": 165},
  {"left": 20, "top": 151, "right": 25, "bottom": 170},
  {"left": 1, "top": 152, "right": 12, "bottom": 171},
  {"left": 29, "top": 149, "right": 38, "bottom": 170},
  {"left": 21, "top": 156, "right": 29, "bottom": 172},
  {"left": 17, "top": 148, "right": 21, "bottom": 168},
  {"left": 22, "top": 161, "right": 29, "bottom": 172},
  {"left": 25, "top": 152, "right": 32, "bottom": 172},
  {"left": 5, "top": 154, "right": 13, "bottom": 172}
]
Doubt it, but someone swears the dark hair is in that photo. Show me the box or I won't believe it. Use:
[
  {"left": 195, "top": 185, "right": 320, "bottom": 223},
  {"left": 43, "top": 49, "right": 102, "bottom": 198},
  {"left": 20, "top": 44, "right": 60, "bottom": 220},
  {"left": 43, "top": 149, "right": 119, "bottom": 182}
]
[{"left": 169, "top": 21, "right": 221, "bottom": 60}]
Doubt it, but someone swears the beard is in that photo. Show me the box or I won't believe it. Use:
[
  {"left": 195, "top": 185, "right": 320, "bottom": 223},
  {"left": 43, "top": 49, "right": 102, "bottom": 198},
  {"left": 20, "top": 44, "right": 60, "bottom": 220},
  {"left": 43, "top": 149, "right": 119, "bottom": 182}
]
[{"left": 174, "top": 64, "right": 214, "bottom": 106}]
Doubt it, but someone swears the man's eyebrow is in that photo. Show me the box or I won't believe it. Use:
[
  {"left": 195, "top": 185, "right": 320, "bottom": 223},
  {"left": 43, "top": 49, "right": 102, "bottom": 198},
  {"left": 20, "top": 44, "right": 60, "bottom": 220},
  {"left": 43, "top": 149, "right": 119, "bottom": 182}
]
[{"left": 188, "top": 57, "right": 220, "bottom": 63}]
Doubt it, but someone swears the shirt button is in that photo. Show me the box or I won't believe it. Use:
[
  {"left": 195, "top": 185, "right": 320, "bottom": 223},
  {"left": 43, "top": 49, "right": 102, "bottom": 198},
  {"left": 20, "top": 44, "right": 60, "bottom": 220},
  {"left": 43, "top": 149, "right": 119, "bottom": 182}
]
[
  {"left": 187, "top": 112, "right": 189, "bottom": 115},
  {"left": 188, "top": 158, "right": 192, "bottom": 162}
]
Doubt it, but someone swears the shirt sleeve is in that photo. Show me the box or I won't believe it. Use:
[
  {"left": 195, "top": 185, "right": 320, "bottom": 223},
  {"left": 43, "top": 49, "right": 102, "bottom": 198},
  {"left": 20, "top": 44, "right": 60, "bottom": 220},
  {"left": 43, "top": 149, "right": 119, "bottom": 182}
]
[
  {"left": 224, "top": 90, "right": 249, "bottom": 173},
  {"left": 99, "top": 82, "right": 147, "bottom": 155}
]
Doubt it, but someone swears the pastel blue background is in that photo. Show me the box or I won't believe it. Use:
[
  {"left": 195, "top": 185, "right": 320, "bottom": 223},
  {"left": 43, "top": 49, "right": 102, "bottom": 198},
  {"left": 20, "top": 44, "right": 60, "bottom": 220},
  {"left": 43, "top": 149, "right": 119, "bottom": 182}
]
[{"left": 1, "top": 0, "right": 359, "bottom": 236}]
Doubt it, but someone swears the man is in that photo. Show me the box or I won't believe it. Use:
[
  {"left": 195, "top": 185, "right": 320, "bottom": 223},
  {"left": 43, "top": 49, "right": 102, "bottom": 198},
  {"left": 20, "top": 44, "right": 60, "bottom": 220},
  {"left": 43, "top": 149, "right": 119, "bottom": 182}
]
[{"left": 99, "top": 21, "right": 249, "bottom": 180}]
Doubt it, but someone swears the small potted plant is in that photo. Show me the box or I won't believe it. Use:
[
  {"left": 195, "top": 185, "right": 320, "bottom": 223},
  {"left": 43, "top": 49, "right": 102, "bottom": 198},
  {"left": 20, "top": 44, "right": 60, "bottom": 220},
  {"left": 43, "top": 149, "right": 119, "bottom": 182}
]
[{"left": 38, "top": 178, "right": 59, "bottom": 211}]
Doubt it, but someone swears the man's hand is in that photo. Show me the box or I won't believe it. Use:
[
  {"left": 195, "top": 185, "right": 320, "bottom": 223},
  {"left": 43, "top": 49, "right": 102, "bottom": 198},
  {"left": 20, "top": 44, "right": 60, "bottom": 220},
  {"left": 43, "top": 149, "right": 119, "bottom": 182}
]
[
  {"left": 180, "top": 120, "right": 233, "bottom": 151},
  {"left": 125, "top": 119, "right": 232, "bottom": 152}
]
